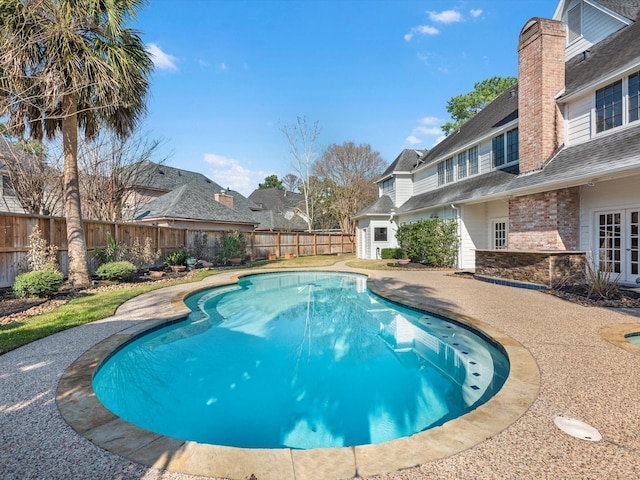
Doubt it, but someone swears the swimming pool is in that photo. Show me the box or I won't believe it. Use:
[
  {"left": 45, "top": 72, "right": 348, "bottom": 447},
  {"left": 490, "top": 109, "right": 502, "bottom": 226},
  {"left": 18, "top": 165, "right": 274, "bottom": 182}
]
[
  {"left": 93, "top": 271, "right": 509, "bottom": 450},
  {"left": 626, "top": 333, "right": 640, "bottom": 347}
]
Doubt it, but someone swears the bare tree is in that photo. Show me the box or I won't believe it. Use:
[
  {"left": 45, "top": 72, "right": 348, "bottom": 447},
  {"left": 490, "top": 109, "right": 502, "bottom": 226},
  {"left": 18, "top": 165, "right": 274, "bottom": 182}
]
[
  {"left": 0, "top": 136, "right": 63, "bottom": 215},
  {"left": 282, "top": 172, "right": 302, "bottom": 193},
  {"left": 281, "top": 117, "right": 321, "bottom": 232},
  {"left": 77, "top": 131, "right": 165, "bottom": 221},
  {"left": 314, "top": 142, "right": 387, "bottom": 234}
]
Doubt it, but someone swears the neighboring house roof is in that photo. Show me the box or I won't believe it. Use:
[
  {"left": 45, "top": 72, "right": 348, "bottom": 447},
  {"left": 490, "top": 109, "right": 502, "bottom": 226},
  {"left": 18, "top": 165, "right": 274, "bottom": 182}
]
[
  {"left": 134, "top": 183, "right": 257, "bottom": 225},
  {"left": 379, "top": 149, "right": 427, "bottom": 180},
  {"left": 417, "top": 86, "right": 519, "bottom": 168},
  {"left": 562, "top": 19, "right": 640, "bottom": 99},
  {"left": 247, "top": 188, "right": 308, "bottom": 230},
  {"left": 354, "top": 195, "right": 395, "bottom": 218},
  {"left": 398, "top": 123, "right": 640, "bottom": 212}
]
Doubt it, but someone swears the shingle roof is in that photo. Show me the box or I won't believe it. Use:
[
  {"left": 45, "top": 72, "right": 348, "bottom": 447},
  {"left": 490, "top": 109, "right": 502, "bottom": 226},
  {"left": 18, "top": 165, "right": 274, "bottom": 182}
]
[
  {"left": 597, "top": 0, "right": 640, "bottom": 21},
  {"left": 379, "top": 149, "right": 427, "bottom": 180},
  {"left": 247, "top": 188, "right": 308, "bottom": 230},
  {"left": 398, "top": 123, "right": 640, "bottom": 213},
  {"left": 354, "top": 195, "right": 395, "bottom": 218},
  {"left": 134, "top": 183, "right": 257, "bottom": 225},
  {"left": 562, "top": 20, "right": 640, "bottom": 99},
  {"left": 248, "top": 188, "right": 304, "bottom": 212},
  {"left": 416, "top": 86, "right": 519, "bottom": 168}
]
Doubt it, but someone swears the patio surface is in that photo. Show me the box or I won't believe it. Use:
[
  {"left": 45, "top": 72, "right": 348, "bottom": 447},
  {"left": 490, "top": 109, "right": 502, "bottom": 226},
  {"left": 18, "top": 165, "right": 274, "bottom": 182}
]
[{"left": 1, "top": 262, "right": 639, "bottom": 479}]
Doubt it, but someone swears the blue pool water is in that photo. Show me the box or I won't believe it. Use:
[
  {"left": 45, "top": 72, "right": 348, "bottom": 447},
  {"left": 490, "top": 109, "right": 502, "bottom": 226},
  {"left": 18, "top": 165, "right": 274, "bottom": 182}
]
[{"left": 93, "top": 272, "right": 509, "bottom": 449}]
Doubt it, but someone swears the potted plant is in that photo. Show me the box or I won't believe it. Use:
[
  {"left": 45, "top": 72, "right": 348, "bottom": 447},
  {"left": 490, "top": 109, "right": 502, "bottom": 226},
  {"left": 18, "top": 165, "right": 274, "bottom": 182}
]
[
  {"left": 165, "top": 249, "right": 188, "bottom": 272},
  {"left": 397, "top": 251, "right": 410, "bottom": 265}
]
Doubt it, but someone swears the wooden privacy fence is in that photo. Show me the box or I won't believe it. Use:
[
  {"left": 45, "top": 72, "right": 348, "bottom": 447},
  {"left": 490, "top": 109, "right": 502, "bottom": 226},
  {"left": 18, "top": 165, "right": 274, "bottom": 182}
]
[{"left": 0, "top": 212, "right": 355, "bottom": 287}]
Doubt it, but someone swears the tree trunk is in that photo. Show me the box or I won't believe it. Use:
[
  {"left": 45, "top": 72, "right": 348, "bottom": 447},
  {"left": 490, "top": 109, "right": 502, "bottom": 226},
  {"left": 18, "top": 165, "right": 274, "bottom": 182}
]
[{"left": 62, "top": 95, "right": 90, "bottom": 287}]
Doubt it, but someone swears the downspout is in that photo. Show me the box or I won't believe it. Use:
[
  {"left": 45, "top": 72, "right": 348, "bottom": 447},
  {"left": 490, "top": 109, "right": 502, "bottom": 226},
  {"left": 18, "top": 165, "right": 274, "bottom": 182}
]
[{"left": 451, "top": 204, "right": 462, "bottom": 270}]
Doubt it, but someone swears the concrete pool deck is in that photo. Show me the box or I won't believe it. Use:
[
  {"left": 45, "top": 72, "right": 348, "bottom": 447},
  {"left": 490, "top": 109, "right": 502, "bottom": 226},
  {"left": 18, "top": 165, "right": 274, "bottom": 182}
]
[{"left": 1, "top": 263, "right": 639, "bottom": 479}]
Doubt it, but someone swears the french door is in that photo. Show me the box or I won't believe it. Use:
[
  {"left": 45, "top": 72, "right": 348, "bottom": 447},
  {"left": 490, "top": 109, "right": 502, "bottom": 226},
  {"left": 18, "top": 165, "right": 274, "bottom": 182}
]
[{"left": 597, "top": 209, "right": 639, "bottom": 283}]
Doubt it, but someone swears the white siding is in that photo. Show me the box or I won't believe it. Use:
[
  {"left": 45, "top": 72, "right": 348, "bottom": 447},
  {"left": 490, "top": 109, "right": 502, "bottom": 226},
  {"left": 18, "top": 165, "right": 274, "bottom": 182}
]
[
  {"left": 565, "top": 92, "right": 593, "bottom": 144},
  {"left": 564, "top": 1, "right": 627, "bottom": 60},
  {"left": 478, "top": 140, "right": 492, "bottom": 173},
  {"left": 459, "top": 203, "right": 487, "bottom": 269},
  {"left": 358, "top": 219, "right": 371, "bottom": 259},
  {"left": 412, "top": 164, "right": 438, "bottom": 196},
  {"left": 370, "top": 219, "right": 397, "bottom": 259},
  {"left": 394, "top": 174, "right": 413, "bottom": 207},
  {"left": 579, "top": 174, "right": 640, "bottom": 252}
]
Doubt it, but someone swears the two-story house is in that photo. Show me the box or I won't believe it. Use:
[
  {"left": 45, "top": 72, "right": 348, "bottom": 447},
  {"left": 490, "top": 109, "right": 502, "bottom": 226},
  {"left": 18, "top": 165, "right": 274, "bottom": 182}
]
[{"left": 355, "top": 0, "right": 640, "bottom": 286}]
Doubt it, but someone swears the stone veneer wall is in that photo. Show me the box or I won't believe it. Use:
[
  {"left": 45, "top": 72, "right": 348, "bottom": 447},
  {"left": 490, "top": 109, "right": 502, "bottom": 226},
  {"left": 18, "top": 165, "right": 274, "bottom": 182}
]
[
  {"left": 476, "top": 250, "right": 586, "bottom": 287},
  {"left": 508, "top": 187, "right": 580, "bottom": 250}
]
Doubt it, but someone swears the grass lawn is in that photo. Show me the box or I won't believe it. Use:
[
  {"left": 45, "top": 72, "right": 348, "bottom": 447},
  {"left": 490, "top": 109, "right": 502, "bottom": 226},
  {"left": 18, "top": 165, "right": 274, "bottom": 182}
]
[
  {"left": 0, "top": 269, "right": 220, "bottom": 355},
  {"left": 0, "top": 255, "right": 356, "bottom": 355}
]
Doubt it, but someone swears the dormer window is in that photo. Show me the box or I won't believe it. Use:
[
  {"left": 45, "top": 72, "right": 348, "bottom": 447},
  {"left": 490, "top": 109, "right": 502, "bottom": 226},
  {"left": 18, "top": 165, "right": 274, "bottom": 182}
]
[
  {"left": 629, "top": 72, "right": 640, "bottom": 123},
  {"left": 380, "top": 177, "right": 394, "bottom": 193},
  {"left": 567, "top": 3, "right": 582, "bottom": 44},
  {"left": 492, "top": 127, "right": 519, "bottom": 169},
  {"left": 596, "top": 80, "right": 622, "bottom": 132}
]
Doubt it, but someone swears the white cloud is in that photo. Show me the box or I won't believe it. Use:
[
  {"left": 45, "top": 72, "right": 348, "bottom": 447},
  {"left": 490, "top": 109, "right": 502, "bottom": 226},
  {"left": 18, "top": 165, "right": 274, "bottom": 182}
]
[
  {"left": 146, "top": 43, "right": 179, "bottom": 72},
  {"left": 406, "top": 136, "right": 422, "bottom": 145},
  {"left": 220, "top": 62, "right": 228, "bottom": 71},
  {"left": 413, "top": 126, "right": 443, "bottom": 136},
  {"left": 203, "top": 153, "right": 270, "bottom": 196},
  {"left": 427, "top": 9, "right": 462, "bottom": 24},
  {"left": 418, "top": 116, "right": 441, "bottom": 126},
  {"left": 404, "top": 24, "right": 439, "bottom": 41},
  {"left": 470, "top": 9, "right": 483, "bottom": 18}
]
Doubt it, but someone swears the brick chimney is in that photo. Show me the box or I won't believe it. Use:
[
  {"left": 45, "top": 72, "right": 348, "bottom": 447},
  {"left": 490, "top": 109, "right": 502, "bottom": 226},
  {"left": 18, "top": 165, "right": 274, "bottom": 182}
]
[
  {"left": 517, "top": 18, "right": 566, "bottom": 174},
  {"left": 214, "top": 190, "right": 234, "bottom": 209}
]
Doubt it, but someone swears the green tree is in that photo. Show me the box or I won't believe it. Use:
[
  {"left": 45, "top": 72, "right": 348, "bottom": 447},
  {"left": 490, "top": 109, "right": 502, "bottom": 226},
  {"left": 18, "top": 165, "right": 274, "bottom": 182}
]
[
  {"left": 0, "top": 0, "right": 153, "bottom": 286},
  {"left": 258, "top": 174, "right": 284, "bottom": 190},
  {"left": 441, "top": 76, "right": 518, "bottom": 136}
]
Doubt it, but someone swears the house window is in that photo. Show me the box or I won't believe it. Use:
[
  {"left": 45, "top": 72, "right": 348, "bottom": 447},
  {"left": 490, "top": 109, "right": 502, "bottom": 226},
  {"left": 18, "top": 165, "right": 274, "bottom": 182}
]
[
  {"left": 629, "top": 71, "right": 640, "bottom": 124},
  {"left": 595, "top": 79, "right": 623, "bottom": 133},
  {"left": 374, "top": 227, "right": 387, "bottom": 242},
  {"left": 491, "top": 219, "right": 508, "bottom": 250},
  {"left": 492, "top": 134, "right": 505, "bottom": 167},
  {"left": 567, "top": 3, "right": 582, "bottom": 44},
  {"left": 468, "top": 146, "right": 478, "bottom": 175},
  {"left": 507, "top": 128, "right": 519, "bottom": 163},
  {"left": 437, "top": 162, "right": 445, "bottom": 186},
  {"left": 457, "top": 151, "right": 467, "bottom": 179},
  {"left": 445, "top": 158, "right": 454, "bottom": 183},
  {"left": 381, "top": 177, "right": 395, "bottom": 193}
]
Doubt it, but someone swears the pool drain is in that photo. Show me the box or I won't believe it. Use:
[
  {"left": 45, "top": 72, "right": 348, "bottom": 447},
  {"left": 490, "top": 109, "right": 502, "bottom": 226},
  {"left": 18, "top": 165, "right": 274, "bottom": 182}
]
[{"left": 553, "top": 416, "right": 602, "bottom": 441}]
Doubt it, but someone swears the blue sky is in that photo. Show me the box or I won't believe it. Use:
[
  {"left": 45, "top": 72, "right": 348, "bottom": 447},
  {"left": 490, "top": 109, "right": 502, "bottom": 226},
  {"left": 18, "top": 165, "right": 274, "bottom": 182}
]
[{"left": 135, "top": 0, "right": 559, "bottom": 195}]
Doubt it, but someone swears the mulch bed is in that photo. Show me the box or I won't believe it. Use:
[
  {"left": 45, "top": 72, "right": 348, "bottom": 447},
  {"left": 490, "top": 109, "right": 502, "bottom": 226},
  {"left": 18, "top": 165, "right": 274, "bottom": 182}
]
[
  {"left": 0, "top": 270, "right": 197, "bottom": 326},
  {"left": 545, "top": 284, "right": 640, "bottom": 308}
]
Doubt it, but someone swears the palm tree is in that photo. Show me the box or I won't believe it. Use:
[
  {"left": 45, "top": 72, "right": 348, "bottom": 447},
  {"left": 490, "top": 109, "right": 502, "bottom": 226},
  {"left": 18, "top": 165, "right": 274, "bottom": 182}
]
[{"left": 0, "top": 0, "right": 153, "bottom": 286}]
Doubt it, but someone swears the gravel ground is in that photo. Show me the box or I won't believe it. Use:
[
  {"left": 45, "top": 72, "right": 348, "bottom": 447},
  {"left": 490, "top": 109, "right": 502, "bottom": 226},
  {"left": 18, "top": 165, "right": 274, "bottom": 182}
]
[{"left": 1, "top": 264, "right": 639, "bottom": 479}]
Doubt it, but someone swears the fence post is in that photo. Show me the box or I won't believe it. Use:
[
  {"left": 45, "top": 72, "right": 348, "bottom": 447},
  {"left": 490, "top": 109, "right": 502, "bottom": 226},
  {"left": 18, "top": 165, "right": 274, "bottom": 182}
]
[
  {"left": 328, "top": 234, "right": 332, "bottom": 255},
  {"left": 295, "top": 233, "right": 299, "bottom": 257},
  {"left": 276, "top": 232, "right": 281, "bottom": 258}
]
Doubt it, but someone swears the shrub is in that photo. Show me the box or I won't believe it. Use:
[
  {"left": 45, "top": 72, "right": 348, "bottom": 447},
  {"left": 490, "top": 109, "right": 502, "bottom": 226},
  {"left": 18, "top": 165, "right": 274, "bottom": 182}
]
[
  {"left": 26, "top": 225, "right": 59, "bottom": 271},
  {"left": 216, "top": 232, "right": 247, "bottom": 264},
  {"left": 380, "top": 248, "right": 403, "bottom": 259},
  {"left": 13, "top": 269, "right": 64, "bottom": 298},
  {"left": 165, "top": 249, "right": 189, "bottom": 266},
  {"left": 396, "top": 218, "right": 459, "bottom": 267},
  {"left": 96, "top": 261, "right": 137, "bottom": 282}
]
